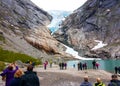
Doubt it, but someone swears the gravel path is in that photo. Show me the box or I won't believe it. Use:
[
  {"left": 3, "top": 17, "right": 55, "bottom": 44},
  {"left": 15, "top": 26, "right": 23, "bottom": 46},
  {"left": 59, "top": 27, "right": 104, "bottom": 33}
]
[
  {"left": 0, "top": 66, "right": 113, "bottom": 86},
  {"left": 0, "top": 77, "right": 5, "bottom": 86},
  {"left": 34, "top": 67, "right": 112, "bottom": 86}
]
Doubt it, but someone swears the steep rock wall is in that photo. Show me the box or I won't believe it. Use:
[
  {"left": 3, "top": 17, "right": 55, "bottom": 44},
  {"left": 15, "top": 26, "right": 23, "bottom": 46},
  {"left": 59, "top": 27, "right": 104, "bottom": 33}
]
[
  {"left": 53, "top": 0, "right": 120, "bottom": 59},
  {"left": 0, "top": 0, "right": 67, "bottom": 59}
]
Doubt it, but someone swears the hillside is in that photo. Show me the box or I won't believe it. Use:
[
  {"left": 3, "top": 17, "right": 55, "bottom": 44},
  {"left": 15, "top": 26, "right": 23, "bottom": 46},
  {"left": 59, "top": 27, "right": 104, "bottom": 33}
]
[
  {"left": 0, "top": 0, "right": 71, "bottom": 59},
  {"left": 53, "top": 0, "right": 120, "bottom": 59}
]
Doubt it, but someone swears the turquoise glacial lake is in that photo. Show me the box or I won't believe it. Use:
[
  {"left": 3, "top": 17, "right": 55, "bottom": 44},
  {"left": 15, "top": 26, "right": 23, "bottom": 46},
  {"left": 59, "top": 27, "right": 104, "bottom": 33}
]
[{"left": 67, "top": 60, "right": 120, "bottom": 72}]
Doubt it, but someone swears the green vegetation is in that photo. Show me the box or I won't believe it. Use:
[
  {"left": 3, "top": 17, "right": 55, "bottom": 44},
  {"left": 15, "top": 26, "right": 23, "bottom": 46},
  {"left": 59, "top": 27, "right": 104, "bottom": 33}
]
[
  {"left": 0, "top": 47, "right": 42, "bottom": 65},
  {"left": 0, "top": 61, "right": 5, "bottom": 71},
  {"left": 109, "top": 42, "right": 120, "bottom": 46}
]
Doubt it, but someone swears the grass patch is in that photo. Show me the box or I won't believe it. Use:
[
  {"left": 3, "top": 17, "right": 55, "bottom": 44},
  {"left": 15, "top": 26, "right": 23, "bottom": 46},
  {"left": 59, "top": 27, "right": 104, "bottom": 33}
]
[
  {"left": 109, "top": 42, "right": 120, "bottom": 46},
  {"left": 0, "top": 47, "right": 42, "bottom": 65},
  {"left": 0, "top": 61, "right": 5, "bottom": 71}
]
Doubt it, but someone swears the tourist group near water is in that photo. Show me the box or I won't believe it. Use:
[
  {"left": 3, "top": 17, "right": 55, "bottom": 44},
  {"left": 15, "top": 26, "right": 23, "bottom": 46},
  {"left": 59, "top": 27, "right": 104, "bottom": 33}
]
[{"left": 0, "top": 61, "right": 120, "bottom": 86}]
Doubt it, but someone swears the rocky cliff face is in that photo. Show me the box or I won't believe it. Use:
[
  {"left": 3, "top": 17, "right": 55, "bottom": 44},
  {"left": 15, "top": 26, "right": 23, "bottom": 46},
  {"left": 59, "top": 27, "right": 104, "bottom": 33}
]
[
  {"left": 53, "top": 0, "right": 120, "bottom": 59},
  {"left": 0, "top": 0, "right": 69, "bottom": 59}
]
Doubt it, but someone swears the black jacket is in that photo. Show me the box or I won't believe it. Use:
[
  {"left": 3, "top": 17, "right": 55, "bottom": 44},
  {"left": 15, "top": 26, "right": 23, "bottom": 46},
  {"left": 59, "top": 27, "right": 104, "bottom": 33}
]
[
  {"left": 108, "top": 80, "right": 120, "bottom": 86},
  {"left": 20, "top": 71, "right": 40, "bottom": 86}
]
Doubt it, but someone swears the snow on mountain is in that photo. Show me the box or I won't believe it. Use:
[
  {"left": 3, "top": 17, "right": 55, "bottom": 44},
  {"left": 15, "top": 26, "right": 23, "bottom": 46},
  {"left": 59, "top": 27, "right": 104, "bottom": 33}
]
[
  {"left": 47, "top": 10, "right": 72, "bottom": 33},
  {"left": 64, "top": 45, "right": 101, "bottom": 60},
  {"left": 91, "top": 40, "right": 107, "bottom": 50},
  {"left": 47, "top": 10, "right": 102, "bottom": 60}
]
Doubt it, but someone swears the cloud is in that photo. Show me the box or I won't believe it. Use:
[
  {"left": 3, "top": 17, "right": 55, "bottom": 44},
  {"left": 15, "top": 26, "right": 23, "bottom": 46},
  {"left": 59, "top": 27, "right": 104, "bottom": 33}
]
[{"left": 31, "top": 0, "right": 87, "bottom": 11}]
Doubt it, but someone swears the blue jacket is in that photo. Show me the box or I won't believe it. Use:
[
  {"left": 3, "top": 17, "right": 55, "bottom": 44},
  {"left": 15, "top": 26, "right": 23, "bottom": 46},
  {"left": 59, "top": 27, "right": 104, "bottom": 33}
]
[
  {"left": 80, "top": 81, "right": 92, "bottom": 86},
  {"left": 108, "top": 80, "right": 120, "bottom": 86},
  {"left": 10, "top": 78, "right": 21, "bottom": 86}
]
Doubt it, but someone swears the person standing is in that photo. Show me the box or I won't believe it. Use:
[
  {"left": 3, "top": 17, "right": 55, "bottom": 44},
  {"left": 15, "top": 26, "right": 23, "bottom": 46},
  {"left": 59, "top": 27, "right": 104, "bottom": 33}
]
[
  {"left": 80, "top": 76, "right": 92, "bottom": 86},
  {"left": 79, "top": 62, "right": 83, "bottom": 70},
  {"left": 43, "top": 61, "right": 48, "bottom": 70},
  {"left": 73, "top": 64, "right": 75, "bottom": 68},
  {"left": 0, "top": 63, "right": 19, "bottom": 86},
  {"left": 96, "top": 62, "right": 100, "bottom": 69},
  {"left": 108, "top": 74, "right": 120, "bottom": 86},
  {"left": 19, "top": 65, "right": 40, "bottom": 86},
  {"left": 114, "top": 66, "right": 118, "bottom": 74},
  {"left": 92, "top": 60, "right": 96, "bottom": 69},
  {"left": 94, "top": 78, "right": 105, "bottom": 86},
  {"left": 64, "top": 62, "right": 67, "bottom": 70},
  {"left": 10, "top": 69, "right": 23, "bottom": 86},
  {"left": 77, "top": 62, "right": 80, "bottom": 70},
  {"left": 59, "top": 63, "right": 62, "bottom": 70},
  {"left": 43, "top": 62, "right": 47, "bottom": 70},
  {"left": 61, "top": 62, "right": 64, "bottom": 70},
  {"left": 84, "top": 62, "right": 87, "bottom": 70},
  {"left": 118, "top": 66, "right": 120, "bottom": 74},
  {"left": 49, "top": 60, "right": 53, "bottom": 68}
]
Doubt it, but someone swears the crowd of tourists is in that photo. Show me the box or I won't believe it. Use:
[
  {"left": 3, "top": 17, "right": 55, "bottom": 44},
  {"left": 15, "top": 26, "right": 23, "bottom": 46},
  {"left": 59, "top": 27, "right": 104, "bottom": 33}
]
[
  {"left": 59, "top": 62, "right": 67, "bottom": 70},
  {"left": 77, "top": 62, "right": 87, "bottom": 70},
  {"left": 43, "top": 61, "right": 67, "bottom": 70},
  {"left": 80, "top": 74, "right": 120, "bottom": 86},
  {"left": 0, "top": 62, "right": 40, "bottom": 86},
  {"left": 1, "top": 61, "right": 120, "bottom": 86},
  {"left": 77, "top": 60, "right": 100, "bottom": 71}
]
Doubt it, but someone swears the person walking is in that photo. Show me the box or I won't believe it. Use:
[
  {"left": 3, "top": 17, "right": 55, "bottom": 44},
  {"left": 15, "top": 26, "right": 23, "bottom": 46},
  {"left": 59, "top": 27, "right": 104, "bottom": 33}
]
[
  {"left": 10, "top": 69, "right": 23, "bottom": 86},
  {"left": 80, "top": 76, "right": 92, "bottom": 86},
  {"left": 19, "top": 65, "right": 40, "bottom": 86},
  {"left": 94, "top": 78, "right": 105, "bottom": 86},
  {"left": 108, "top": 74, "right": 120, "bottom": 86},
  {"left": 0, "top": 63, "right": 18, "bottom": 86}
]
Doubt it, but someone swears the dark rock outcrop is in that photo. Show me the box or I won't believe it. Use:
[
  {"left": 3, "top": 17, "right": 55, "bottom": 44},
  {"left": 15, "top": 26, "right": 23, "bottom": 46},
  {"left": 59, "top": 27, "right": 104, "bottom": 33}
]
[
  {"left": 0, "top": 0, "right": 70, "bottom": 59},
  {"left": 53, "top": 0, "right": 120, "bottom": 59}
]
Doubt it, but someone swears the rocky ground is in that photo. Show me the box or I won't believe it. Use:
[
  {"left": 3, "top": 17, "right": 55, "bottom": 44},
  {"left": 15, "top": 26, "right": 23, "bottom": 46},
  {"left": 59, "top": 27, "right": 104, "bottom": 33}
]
[
  {"left": 34, "top": 66, "right": 113, "bottom": 86},
  {"left": 0, "top": 66, "right": 115, "bottom": 86}
]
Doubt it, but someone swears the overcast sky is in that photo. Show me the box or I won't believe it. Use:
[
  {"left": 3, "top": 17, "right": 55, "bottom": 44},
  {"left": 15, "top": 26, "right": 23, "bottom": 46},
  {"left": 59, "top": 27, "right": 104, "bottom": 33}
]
[{"left": 31, "top": 0, "right": 87, "bottom": 11}]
